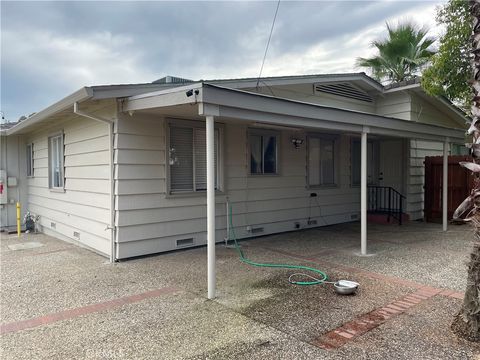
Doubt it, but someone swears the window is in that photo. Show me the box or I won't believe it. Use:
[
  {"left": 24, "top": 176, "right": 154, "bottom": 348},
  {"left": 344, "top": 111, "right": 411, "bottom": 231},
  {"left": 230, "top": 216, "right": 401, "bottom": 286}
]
[
  {"left": 249, "top": 131, "right": 278, "bottom": 175},
  {"left": 168, "top": 124, "right": 219, "bottom": 193},
  {"left": 48, "top": 134, "right": 64, "bottom": 189},
  {"left": 351, "top": 139, "right": 376, "bottom": 186},
  {"left": 308, "top": 135, "right": 336, "bottom": 186},
  {"left": 26, "top": 143, "right": 33, "bottom": 177}
]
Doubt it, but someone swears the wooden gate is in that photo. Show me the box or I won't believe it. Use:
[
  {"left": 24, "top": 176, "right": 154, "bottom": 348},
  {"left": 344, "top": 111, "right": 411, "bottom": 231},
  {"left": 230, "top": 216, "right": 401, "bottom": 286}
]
[{"left": 424, "top": 155, "right": 474, "bottom": 222}]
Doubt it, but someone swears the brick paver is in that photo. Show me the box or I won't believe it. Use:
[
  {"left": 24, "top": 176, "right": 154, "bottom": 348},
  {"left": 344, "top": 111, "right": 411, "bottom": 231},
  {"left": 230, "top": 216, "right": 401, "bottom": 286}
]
[{"left": 0, "top": 286, "right": 180, "bottom": 335}]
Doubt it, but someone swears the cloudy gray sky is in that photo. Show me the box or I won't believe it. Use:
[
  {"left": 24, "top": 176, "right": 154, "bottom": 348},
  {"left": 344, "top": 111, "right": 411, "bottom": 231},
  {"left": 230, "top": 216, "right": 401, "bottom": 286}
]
[{"left": 1, "top": 0, "right": 444, "bottom": 122}]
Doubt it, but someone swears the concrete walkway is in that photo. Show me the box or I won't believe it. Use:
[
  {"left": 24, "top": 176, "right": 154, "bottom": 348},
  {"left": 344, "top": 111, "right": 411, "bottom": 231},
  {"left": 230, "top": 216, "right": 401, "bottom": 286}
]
[{"left": 1, "top": 222, "right": 479, "bottom": 359}]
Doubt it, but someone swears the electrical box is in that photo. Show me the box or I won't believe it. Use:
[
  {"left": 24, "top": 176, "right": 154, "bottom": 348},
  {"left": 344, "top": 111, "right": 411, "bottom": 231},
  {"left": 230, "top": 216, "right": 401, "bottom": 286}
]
[
  {"left": 7, "top": 177, "right": 17, "bottom": 187},
  {"left": 0, "top": 170, "right": 7, "bottom": 205}
]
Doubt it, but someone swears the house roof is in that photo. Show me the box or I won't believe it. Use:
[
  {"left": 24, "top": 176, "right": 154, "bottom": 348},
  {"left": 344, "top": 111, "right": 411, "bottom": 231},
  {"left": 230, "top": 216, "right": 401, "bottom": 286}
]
[
  {"left": 5, "top": 72, "right": 468, "bottom": 136},
  {"left": 384, "top": 77, "right": 422, "bottom": 90},
  {"left": 124, "top": 82, "right": 466, "bottom": 143}
]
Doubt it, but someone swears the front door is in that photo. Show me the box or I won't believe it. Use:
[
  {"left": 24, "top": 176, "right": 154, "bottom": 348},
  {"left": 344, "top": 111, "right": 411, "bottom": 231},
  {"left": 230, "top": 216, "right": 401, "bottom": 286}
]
[{"left": 379, "top": 139, "right": 405, "bottom": 194}]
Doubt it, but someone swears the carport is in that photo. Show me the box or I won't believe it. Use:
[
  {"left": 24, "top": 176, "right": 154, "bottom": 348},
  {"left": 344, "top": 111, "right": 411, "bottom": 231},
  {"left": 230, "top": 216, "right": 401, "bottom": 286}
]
[{"left": 123, "top": 82, "right": 466, "bottom": 299}]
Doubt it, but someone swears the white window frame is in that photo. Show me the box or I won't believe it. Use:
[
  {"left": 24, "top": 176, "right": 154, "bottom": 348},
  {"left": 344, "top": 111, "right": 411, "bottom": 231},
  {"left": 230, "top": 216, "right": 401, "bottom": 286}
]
[
  {"left": 166, "top": 119, "right": 223, "bottom": 195},
  {"left": 48, "top": 132, "right": 65, "bottom": 190},
  {"left": 306, "top": 133, "right": 338, "bottom": 188},
  {"left": 26, "top": 143, "right": 34, "bottom": 177},
  {"left": 248, "top": 129, "right": 279, "bottom": 176}
]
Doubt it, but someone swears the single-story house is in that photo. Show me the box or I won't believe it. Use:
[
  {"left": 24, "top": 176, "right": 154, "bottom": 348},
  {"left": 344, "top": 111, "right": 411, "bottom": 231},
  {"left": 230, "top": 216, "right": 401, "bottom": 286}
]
[{"left": 0, "top": 73, "right": 468, "bottom": 298}]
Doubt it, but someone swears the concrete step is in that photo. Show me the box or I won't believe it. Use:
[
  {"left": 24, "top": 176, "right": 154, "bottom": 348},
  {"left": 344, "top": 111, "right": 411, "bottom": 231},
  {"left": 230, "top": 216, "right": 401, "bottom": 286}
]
[{"left": 367, "top": 212, "right": 409, "bottom": 225}]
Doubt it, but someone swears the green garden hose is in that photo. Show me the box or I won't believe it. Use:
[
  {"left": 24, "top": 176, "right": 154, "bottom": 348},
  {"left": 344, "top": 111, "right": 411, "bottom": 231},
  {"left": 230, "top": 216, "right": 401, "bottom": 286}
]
[{"left": 228, "top": 205, "right": 329, "bottom": 286}]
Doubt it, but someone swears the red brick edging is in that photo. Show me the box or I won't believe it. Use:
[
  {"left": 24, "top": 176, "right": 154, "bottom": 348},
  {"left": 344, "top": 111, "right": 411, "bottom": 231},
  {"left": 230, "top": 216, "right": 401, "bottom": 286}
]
[
  {"left": 312, "top": 286, "right": 442, "bottom": 350},
  {"left": 0, "top": 286, "right": 180, "bottom": 335},
  {"left": 259, "top": 246, "right": 465, "bottom": 349}
]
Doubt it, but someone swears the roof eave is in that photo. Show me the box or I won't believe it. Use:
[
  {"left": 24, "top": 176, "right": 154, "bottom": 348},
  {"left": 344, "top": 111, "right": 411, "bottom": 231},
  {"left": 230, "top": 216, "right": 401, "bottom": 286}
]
[{"left": 6, "top": 87, "right": 93, "bottom": 136}]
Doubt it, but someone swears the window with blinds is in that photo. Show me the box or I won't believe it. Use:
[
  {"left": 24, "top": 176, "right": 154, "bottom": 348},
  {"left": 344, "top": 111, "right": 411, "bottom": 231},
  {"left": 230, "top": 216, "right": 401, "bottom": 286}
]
[
  {"left": 308, "top": 135, "right": 336, "bottom": 187},
  {"left": 169, "top": 125, "right": 219, "bottom": 193},
  {"left": 48, "top": 133, "right": 64, "bottom": 189}
]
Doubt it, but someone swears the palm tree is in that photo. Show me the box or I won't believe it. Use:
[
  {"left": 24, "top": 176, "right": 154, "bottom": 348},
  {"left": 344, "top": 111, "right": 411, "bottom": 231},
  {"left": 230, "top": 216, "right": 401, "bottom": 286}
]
[
  {"left": 356, "top": 22, "right": 436, "bottom": 83},
  {"left": 451, "top": 0, "right": 480, "bottom": 342}
]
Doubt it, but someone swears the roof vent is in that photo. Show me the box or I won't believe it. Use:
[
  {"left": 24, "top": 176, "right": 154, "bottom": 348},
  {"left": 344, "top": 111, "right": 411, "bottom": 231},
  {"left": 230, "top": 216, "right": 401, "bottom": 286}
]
[
  {"left": 152, "top": 76, "right": 193, "bottom": 84},
  {"left": 314, "top": 82, "right": 373, "bottom": 102}
]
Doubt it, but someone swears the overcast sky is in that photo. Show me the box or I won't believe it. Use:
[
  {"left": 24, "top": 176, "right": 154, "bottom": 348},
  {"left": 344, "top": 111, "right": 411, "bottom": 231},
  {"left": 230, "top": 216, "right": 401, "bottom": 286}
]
[{"left": 1, "top": 0, "right": 445, "bottom": 122}]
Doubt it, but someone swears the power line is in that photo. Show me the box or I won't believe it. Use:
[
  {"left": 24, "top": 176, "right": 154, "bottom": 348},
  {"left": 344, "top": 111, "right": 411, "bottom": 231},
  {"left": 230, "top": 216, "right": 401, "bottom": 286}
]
[{"left": 256, "top": 0, "right": 281, "bottom": 90}]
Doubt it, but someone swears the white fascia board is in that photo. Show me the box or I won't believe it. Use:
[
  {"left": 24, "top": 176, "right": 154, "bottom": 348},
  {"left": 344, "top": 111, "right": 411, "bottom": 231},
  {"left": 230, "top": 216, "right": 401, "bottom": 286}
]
[
  {"left": 7, "top": 87, "right": 93, "bottom": 135},
  {"left": 383, "top": 83, "right": 422, "bottom": 93},
  {"left": 123, "top": 83, "right": 204, "bottom": 112},
  {"left": 209, "top": 74, "right": 384, "bottom": 92},
  {"left": 91, "top": 83, "right": 184, "bottom": 99},
  {"left": 201, "top": 84, "right": 465, "bottom": 142},
  {"left": 217, "top": 106, "right": 364, "bottom": 133}
]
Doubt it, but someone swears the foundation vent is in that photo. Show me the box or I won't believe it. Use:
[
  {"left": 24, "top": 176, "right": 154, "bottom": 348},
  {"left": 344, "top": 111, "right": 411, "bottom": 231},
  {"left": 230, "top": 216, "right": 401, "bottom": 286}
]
[
  {"left": 351, "top": 214, "right": 359, "bottom": 220},
  {"left": 176, "top": 238, "right": 194, "bottom": 248},
  {"left": 250, "top": 227, "right": 264, "bottom": 234},
  {"left": 314, "top": 83, "right": 373, "bottom": 102},
  {"left": 50, "top": 222, "right": 56, "bottom": 229},
  {"left": 307, "top": 219, "right": 317, "bottom": 225},
  {"left": 73, "top": 231, "right": 80, "bottom": 239}
]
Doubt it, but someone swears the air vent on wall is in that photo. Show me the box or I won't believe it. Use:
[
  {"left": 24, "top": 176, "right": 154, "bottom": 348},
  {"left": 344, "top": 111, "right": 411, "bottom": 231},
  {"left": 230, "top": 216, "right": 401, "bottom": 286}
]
[
  {"left": 314, "top": 83, "right": 373, "bottom": 103},
  {"left": 50, "top": 222, "right": 56, "bottom": 229},
  {"left": 250, "top": 227, "right": 264, "bottom": 234},
  {"left": 176, "top": 238, "right": 194, "bottom": 248}
]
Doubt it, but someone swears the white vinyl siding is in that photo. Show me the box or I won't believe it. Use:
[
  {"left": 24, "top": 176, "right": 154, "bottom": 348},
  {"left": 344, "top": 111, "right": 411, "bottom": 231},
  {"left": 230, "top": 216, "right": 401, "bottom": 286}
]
[
  {"left": 25, "top": 100, "right": 115, "bottom": 256},
  {"left": 48, "top": 134, "right": 64, "bottom": 189},
  {"left": 115, "top": 116, "right": 363, "bottom": 259},
  {"left": 26, "top": 143, "right": 33, "bottom": 177},
  {"left": 249, "top": 130, "right": 278, "bottom": 175},
  {"left": 308, "top": 135, "right": 335, "bottom": 186},
  {"left": 168, "top": 124, "right": 219, "bottom": 193}
]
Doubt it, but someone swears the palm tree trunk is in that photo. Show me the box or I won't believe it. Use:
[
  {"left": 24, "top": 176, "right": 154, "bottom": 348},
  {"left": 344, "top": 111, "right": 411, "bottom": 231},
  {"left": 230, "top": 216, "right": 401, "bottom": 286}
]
[{"left": 451, "top": 0, "right": 480, "bottom": 342}]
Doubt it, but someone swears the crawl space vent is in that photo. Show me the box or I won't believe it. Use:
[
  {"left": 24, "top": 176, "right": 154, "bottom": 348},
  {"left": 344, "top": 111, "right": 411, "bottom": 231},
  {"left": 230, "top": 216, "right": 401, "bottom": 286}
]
[
  {"left": 314, "top": 83, "right": 373, "bottom": 103},
  {"left": 250, "top": 227, "right": 264, "bottom": 234},
  {"left": 176, "top": 238, "right": 194, "bottom": 248}
]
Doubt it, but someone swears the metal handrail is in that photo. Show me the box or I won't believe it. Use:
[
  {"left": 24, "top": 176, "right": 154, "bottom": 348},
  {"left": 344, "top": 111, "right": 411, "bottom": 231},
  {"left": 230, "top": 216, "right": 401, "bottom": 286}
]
[{"left": 367, "top": 185, "right": 405, "bottom": 225}]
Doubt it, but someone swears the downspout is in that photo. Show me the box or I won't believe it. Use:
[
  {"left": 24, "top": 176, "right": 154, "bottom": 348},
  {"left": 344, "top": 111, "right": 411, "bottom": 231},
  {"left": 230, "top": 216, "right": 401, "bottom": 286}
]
[{"left": 73, "top": 102, "right": 116, "bottom": 263}]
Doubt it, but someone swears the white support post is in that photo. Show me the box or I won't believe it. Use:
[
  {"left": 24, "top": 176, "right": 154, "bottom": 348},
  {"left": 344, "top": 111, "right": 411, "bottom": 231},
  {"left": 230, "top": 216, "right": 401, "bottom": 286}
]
[
  {"left": 442, "top": 139, "right": 449, "bottom": 232},
  {"left": 361, "top": 130, "right": 368, "bottom": 255},
  {"left": 206, "top": 115, "right": 216, "bottom": 299}
]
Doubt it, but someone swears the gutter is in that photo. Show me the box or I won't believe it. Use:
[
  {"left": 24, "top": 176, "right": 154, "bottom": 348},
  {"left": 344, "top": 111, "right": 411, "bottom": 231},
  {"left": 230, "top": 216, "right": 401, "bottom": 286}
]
[{"left": 73, "top": 102, "right": 116, "bottom": 263}]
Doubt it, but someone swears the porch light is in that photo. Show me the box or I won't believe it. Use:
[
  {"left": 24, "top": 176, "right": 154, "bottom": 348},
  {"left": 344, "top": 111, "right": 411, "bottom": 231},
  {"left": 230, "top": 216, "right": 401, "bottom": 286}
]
[{"left": 291, "top": 138, "right": 304, "bottom": 149}]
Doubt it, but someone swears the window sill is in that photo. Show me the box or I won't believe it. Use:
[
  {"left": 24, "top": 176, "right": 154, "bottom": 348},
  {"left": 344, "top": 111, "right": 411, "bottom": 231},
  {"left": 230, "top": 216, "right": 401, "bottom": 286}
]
[
  {"left": 307, "top": 184, "right": 339, "bottom": 190},
  {"left": 49, "top": 187, "right": 65, "bottom": 193},
  {"left": 248, "top": 173, "right": 280, "bottom": 177}
]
